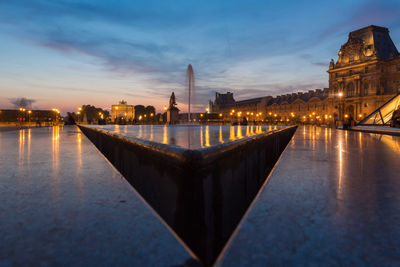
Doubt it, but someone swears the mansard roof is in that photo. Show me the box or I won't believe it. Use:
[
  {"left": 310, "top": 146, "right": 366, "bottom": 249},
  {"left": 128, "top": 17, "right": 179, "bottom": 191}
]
[{"left": 331, "top": 25, "right": 399, "bottom": 70}]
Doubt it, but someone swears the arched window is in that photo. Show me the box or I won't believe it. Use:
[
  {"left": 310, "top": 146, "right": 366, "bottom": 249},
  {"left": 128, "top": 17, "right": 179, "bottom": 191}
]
[
  {"left": 364, "top": 83, "right": 369, "bottom": 96},
  {"left": 347, "top": 83, "right": 355, "bottom": 97}
]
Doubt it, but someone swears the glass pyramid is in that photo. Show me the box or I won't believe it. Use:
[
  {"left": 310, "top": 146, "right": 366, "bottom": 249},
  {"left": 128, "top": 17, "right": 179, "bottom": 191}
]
[{"left": 359, "top": 93, "right": 400, "bottom": 126}]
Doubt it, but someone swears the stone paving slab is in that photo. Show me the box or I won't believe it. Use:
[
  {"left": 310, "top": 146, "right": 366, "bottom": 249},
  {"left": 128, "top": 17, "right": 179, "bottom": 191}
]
[
  {"left": 217, "top": 126, "right": 400, "bottom": 266},
  {"left": 0, "top": 126, "right": 196, "bottom": 266}
]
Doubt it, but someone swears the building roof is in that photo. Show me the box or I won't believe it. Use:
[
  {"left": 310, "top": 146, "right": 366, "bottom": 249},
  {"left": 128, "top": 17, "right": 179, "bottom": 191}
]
[{"left": 332, "top": 25, "right": 399, "bottom": 69}]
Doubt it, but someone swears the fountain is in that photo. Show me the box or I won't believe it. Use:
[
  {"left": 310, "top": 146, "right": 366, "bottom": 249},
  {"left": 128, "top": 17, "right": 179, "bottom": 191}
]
[{"left": 186, "top": 64, "right": 195, "bottom": 122}]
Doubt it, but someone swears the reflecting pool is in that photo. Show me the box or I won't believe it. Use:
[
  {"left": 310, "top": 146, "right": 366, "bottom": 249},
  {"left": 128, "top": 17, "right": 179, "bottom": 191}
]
[{"left": 89, "top": 125, "right": 286, "bottom": 149}]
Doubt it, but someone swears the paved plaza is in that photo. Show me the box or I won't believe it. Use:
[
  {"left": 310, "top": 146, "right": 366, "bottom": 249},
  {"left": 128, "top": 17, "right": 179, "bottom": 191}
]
[{"left": 1, "top": 126, "right": 400, "bottom": 265}]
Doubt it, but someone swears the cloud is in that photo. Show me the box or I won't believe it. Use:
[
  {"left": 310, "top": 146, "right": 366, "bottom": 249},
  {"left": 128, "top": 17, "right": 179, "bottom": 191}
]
[{"left": 0, "top": 0, "right": 398, "bottom": 113}]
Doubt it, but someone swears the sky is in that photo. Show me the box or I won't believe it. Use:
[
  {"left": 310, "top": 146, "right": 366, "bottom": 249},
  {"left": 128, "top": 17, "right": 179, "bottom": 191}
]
[{"left": 1, "top": 0, "right": 400, "bottom": 114}]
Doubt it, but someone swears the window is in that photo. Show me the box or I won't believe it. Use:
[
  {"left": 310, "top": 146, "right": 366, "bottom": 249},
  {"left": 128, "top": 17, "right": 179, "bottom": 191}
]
[
  {"left": 397, "top": 65, "right": 400, "bottom": 72},
  {"left": 365, "top": 67, "right": 369, "bottom": 73},
  {"left": 347, "top": 83, "right": 355, "bottom": 97},
  {"left": 349, "top": 70, "right": 353, "bottom": 75},
  {"left": 364, "top": 83, "right": 369, "bottom": 96}
]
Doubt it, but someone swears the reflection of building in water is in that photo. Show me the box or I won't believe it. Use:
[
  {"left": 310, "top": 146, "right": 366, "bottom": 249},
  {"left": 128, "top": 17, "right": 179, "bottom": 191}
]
[
  {"left": 111, "top": 100, "right": 135, "bottom": 123},
  {"left": 211, "top": 25, "right": 400, "bottom": 124}
]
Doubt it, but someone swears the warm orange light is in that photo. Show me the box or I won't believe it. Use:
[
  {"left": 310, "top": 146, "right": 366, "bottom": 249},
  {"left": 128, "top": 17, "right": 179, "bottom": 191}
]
[
  {"left": 115, "top": 106, "right": 119, "bottom": 110},
  {"left": 338, "top": 92, "right": 343, "bottom": 97},
  {"left": 219, "top": 113, "right": 223, "bottom": 117},
  {"left": 231, "top": 109, "right": 235, "bottom": 113},
  {"left": 200, "top": 114, "right": 204, "bottom": 117},
  {"left": 344, "top": 114, "right": 349, "bottom": 118},
  {"left": 28, "top": 110, "right": 32, "bottom": 114}
]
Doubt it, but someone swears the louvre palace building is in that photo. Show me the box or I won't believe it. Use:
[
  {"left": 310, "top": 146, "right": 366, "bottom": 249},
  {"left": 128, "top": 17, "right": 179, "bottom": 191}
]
[{"left": 211, "top": 25, "right": 400, "bottom": 123}]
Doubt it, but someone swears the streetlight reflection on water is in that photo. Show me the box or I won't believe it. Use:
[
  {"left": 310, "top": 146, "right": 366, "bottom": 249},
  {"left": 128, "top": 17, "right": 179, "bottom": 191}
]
[{"left": 95, "top": 125, "right": 283, "bottom": 149}]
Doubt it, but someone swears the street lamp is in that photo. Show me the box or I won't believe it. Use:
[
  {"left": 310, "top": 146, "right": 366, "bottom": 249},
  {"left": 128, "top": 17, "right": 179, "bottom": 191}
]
[{"left": 338, "top": 92, "right": 344, "bottom": 122}]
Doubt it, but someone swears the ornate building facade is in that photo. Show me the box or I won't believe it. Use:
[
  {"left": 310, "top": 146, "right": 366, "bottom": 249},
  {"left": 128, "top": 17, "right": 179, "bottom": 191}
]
[
  {"left": 211, "top": 25, "right": 400, "bottom": 124},
  {"left": 111, "top": 100, "right": 135, "bottom": 122}
]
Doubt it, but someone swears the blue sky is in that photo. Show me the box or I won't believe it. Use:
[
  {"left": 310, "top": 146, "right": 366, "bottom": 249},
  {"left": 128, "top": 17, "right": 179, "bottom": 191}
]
[{"left": 1, "top": 0, "right": 400, "bottom": 113}]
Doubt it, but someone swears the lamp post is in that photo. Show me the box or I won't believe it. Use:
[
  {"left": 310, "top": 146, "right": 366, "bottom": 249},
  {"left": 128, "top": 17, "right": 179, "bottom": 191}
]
[{"left": 338, "top": 92, "right": 344, "bottom": 122}]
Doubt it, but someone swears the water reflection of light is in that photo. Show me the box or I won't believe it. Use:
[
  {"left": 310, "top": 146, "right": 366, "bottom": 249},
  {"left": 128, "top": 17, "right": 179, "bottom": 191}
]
[
  {"left": 246, "top": 126, "right": 250, "bottom": 136},
  {"left": 205, "top": 125, "right": 210, "bottom": 147},
  {"left": 200, "top": 126, "right": 204, "bottom": 148},
  {"left": 138, "top": 125, "right": 143, "bottom": 138},
  {"left": 150, "top": 125, "right": 154, "bottom": 141},
  {"left": 162, "top": 125, "right": 168, "bottom": 144},
  {"left": 237, "top": 126, "right": 243, "bottom": 138},
  {"left": 337, "top": 139, "right": 344, "bottom": 196},
  {"left": 230, "top": 126, "right": 236, "bottom": 141},
  {"left": 52, "top": 126, "right": 60, "bottom": 173},
  {"left": 27, "top": 129, "right": 31, "bottom": 167},
  {"left": 77, "top": 129, "right": 82, "bottom": 168},
  {"left": 379, "top": 135, "right": 400, "bottom": 153},
  {"left": 219, "top": 126, "right": 224, "bottom": 144},
  {"left": 19, "top": 129, "right": 25, "bottom": 165},
  {"left": 115, "top": 125, "right": 120, "bottom": 133}
]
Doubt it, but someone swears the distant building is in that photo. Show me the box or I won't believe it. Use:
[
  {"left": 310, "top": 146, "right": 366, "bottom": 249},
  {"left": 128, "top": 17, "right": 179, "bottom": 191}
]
[
  {"left": 212, "top": 25, "right": 400, "bottom": 124},
  {"left": 111, "top": 100, "right": 135, "bottom": 123},
  {"left": 0, "top": 109, "right": 60, "bottom": 124}
]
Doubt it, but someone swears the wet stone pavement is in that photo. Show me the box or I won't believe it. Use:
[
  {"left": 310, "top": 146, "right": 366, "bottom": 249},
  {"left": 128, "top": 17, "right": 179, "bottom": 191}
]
[
  {"left": 1, "top": 125, "right": 400, "bottom": 266},
  {"left": 0, "top": 126, "right": 196, "bottom": 266}
]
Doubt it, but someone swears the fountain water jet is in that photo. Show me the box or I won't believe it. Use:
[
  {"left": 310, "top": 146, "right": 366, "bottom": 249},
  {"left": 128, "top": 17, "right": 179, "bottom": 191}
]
[{"left": 186, "top": 64, "right": 195, "bottom": 122}]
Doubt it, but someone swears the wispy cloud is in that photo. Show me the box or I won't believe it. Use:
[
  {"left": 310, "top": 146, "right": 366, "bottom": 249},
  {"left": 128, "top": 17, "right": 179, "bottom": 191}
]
[{"left": 0, "top": 0, "right": 398, "bottom": 112}]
